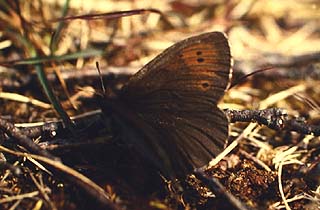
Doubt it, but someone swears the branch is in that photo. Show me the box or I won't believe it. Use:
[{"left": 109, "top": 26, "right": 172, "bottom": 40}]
[{"left": 225, "top": 108, "right": 320, "bottom": 136}]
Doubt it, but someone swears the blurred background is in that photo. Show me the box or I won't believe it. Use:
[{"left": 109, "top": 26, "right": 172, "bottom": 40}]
[{"left": 0, "top": 1, "right": 320, "bottom": 210}]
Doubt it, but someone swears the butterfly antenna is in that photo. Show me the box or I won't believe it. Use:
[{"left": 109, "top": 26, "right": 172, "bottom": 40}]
[
  {"left": 229, "top": 66, "right": 275, "bottom": 89},
  {"left": 96, "top": 61, "right": 106, "bottom": 94}
]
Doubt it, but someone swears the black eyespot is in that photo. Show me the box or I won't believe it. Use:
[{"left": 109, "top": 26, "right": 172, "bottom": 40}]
[
  {"left": 202, "top": 82, "right": 209, "bottom": 88},
  {"left": 196, "top": 51, "right": 202, "bottom": 55},
  {"left": 197, "top": 58, "right": 204, "bottom": 63}
]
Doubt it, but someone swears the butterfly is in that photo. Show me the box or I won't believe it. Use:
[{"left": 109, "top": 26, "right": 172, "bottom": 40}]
[{"left": 100, "top": 32, "right": 232, "bottom": 179}]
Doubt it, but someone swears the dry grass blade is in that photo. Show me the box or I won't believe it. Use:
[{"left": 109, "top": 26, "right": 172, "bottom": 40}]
[
  {"left": 29, "top": 172, "right": 57, "bottom": 210},
  {"left": 0, "top": 191, "right": 39, "bottom": 204},
  {"left": 0, "top": 92, "right": 51, "bottom": 109}
]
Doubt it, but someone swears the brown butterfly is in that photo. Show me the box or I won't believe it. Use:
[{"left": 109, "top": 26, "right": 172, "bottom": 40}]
[{"left": 100, "top": 32, "right": 232, "bottom": 179}]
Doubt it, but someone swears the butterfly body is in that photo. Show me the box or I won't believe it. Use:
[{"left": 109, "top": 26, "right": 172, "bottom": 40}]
[{"left": 101, "top": 32, "right": 232, "bottom": 179}]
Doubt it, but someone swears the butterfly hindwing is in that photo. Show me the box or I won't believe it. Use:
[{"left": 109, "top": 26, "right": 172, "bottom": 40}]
[{"left": 135, "top": 106, "right": 228, "bottom": 174}]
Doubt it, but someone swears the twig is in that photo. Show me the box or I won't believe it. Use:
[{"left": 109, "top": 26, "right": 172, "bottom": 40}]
[
  {"left": 225, "top": 108, "right": 286, "bottom": 130},
  {"left": 15, "top": 109, "right": 103, "bottom": 138},
  {"left": 285, "top": 119, "right": 320, "bottom": 136},
  {"left": 194, "top": 168, "right": 252, "bottom": 210},
  {"left": 0, "top": 117, "right": 59, "bottom": 160},
  {"left": 225, "top": 108, "right": 320, "bottom": 136}
]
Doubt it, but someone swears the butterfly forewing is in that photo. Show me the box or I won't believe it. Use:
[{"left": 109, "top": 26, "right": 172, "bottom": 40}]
[
  {"left": 122, "top": 32, "right": 231, "bottom": 103},
  {"left": 117, "top": 32, "right": 232, "bottom": 177}
]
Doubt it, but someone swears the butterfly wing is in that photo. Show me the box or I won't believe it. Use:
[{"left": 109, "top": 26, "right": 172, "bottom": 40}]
[{"left": 118, "top": 32, "right": 232, "bottom": 177}]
